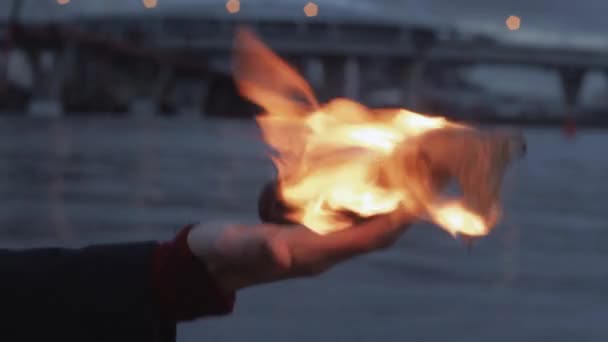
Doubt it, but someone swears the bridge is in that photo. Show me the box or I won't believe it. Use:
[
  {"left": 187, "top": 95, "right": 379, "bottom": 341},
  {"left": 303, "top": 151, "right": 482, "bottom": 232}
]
[{"left": 0, "top": 12, "right": 605, "bottom": 120}]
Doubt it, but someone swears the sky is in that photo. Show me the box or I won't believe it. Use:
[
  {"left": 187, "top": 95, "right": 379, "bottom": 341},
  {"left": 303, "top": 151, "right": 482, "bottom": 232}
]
[{"left": 2, "top": 0, "right": 608, "bottom": 49}]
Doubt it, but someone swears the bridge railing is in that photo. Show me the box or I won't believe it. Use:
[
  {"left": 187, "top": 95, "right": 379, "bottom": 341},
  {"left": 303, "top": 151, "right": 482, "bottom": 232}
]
[{"left": 135, "top": 18, "right": 413, "bottom": 53}]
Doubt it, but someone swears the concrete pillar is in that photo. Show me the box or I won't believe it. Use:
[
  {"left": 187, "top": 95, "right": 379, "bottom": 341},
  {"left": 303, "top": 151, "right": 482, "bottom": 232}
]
[
  {"left": 0, "top": 48, "right": 9, "bottom": 87},
  {"left": 130, "top": 66, "right": 159, "bottom": 117},
  {"left": 203, "top": 75, "right": 241, "bottom": 117},
  {"left": 104, "top": 62, "right": 132, "bottom": 112},
  {"left": 395, "top": 58, "right": 412, "bottom": 107},
  {"left": 25, "top": 49, "right": 42, "bottom": 95},
  {"left": 559, "top": 67, "right": 586, "bottom": 119},
  {"left": 405, "top": 58, "right": 427, "bottom": 111},
  {"left": 91, "top": 57, "right": 129, "bottom": 113},
  {"left": 131, "top": 65, "right": 177, "bottom": 117},
  {"left": 25, "top": 48, "right": 67, "bottom": 118},
  {"left": 303, "top": 57, "right": 323, "bottom": 90},
  {"left": 49, "top": 45, "right": 77, "bottom": 100},
  {"left": 404, "top": 29, "right": 437, "bottom": 111},
  {"left": 357, "top": 57, "right": 377, "bottom": 104},
  {"left": 175, "top": 78, "right": 209, "bottom": 117},
  {"left": 3, "top": 48, "right": 32, "bottom": 90},
  {"left": 130, "top": 97, "right": 158, "bottom": 118},
  {"left": 321, "top": 56, "right": 345, "bottom": 101},
  {"left": 197, "top": 78, "right": 210, "bottom": 116},
  {"left": 153, "top": 65, "right": 176, "bottom": 114},
  {"left": 344, "top": 56, "right": 361, "bottom": 101}
]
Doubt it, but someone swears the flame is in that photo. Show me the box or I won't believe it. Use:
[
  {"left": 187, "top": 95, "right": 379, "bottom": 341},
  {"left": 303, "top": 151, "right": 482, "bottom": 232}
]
[
  {"left": 234, "top": 28, "right": 503, "bottom": 237},
  {"left": 431, "top": 202, "right": 492, "bottom": 237}
]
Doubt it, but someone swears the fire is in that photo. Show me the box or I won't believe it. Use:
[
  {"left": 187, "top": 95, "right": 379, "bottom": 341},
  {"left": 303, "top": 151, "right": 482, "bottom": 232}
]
[
  {"left": 234, "top": 28, "right": 521, "bottom": 237},
  {"left": 431, "top": 202, "right": 491, "bottom": 237}
]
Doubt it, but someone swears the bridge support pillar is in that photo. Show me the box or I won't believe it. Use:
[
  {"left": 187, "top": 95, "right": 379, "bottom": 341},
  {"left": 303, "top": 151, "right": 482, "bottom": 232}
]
[
  {"left": 559, "top": 67, "right": 586, "bottom": 119},
  {"left": 195, "top": 78, "right": 210, "bottom": 117},
  {"left": 403, "top": 28, "right": 437, "bottom": 111},
  {"left": 154, "top": 65, "right": 176, "bottom": 114},
  {"left": 25, "top": 49, "right": 42, "bottom": 90},
  {"left": 321, "top": 57, "right": 345, "bottom": 101},
  {"left": 403, "top": 58, "right": 427, "bottom": 110},
  {"left": 320, "top": 56, "right": 361, "bottom": 101},
  {"left": 344, "top": 56, "right": 361, "bottom": 101},
  {"left": 303, "top": 57, "right": 324, "bottom": 90},
  {"left": 25, "top": 47, "right": 75, "bottom": 118},
  {"left": 204, "top": 74, "right": 251, "bottom": 117}
]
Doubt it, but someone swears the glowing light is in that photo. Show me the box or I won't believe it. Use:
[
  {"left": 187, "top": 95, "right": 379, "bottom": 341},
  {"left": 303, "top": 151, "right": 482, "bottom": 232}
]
[
  {"left": 304, "top": 2, "right": 319, "bottom": 17},
  {"left": 226, "top": 0, "right": 240, "bottom": 14},
  {"left": 506, "top": 15, "right": 521, "bottom": 31},
  {"left": 142, "top": 0, "right": 158, "bottom": 9},
  {"left": 431, "top": 202, "right": 489, "bottom": 237},
  {"left": 56, "top": 0, "right": 70, "bottom": 5}
]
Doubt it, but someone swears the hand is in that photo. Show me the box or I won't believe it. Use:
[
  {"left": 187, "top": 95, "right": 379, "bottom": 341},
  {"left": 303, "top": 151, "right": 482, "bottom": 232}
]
[{"left": 187, "top": 212, "right": 412, "bottom": 292}]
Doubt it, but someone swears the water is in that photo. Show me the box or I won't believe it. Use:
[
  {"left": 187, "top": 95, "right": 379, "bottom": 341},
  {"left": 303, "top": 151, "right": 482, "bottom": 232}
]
[{"left": 0, "top": 117, "right": 607, "bottom": 341}]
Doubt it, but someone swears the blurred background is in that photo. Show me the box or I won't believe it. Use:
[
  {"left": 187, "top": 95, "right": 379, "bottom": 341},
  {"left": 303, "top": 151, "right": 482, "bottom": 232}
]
[{"left": 0, "top": 1, "right": 607, "bottom": 341}]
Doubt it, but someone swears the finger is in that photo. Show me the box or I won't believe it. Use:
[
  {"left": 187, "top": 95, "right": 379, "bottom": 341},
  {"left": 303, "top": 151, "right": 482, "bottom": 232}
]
[{"left": 308, "top": 211, "right": 415, "bottom": 262}]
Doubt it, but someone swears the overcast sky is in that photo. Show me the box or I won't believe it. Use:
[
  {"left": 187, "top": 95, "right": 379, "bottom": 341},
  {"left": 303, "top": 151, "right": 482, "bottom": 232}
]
[{"left": 2, "top": 0, "right": 608, "bottom": 49}]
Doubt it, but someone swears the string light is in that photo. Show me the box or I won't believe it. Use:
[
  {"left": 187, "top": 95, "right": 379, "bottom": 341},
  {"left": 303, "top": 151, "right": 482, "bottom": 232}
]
[
  {"left": 142, "top": 0, "right": 158, "bottom": 9},
  {"left": 506, "top": 15, "right": 521, "bottom": 31},
  {"left": 304, "top": 2, "right": 319, "bottom": 17},
  {"left": 226, "top": 0, "right": 240, "bottom": 14}
]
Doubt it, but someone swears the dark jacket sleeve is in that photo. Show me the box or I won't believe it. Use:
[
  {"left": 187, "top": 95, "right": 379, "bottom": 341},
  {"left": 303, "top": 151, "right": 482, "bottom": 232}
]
[
  {"left": 0, "top": 226, "right": 236, "bottom": 342},
  {"left": 0, "top": 242, "right": 175, "bottom": 342}
]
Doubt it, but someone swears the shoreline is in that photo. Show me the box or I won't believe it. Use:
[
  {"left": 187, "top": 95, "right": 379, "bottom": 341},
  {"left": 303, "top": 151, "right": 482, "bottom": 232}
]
[{"left": 1, "top": 111, "right": 607, "bottom": 128}]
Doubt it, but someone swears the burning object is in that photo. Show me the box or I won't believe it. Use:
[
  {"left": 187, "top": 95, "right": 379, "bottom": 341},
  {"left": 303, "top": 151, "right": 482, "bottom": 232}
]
[{"left": 234, "top": 28, "right": 526, "bottom": 237}]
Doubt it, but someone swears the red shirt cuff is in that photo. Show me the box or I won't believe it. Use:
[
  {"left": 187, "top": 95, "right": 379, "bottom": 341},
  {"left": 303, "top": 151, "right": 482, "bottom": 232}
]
[{"left": 152, "top": 224, "right": 236, "bottom": 322}]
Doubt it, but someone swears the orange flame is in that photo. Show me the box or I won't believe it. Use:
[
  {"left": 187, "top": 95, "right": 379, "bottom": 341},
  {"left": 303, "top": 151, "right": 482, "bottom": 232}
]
[{"left": 234, "top": 28, "right": 522, "bottom": 237}]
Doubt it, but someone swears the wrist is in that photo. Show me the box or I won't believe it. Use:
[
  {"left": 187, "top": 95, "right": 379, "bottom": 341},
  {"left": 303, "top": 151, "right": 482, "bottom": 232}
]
[
  {"left": 187, "top": 223, "right": 293, "bottom": 291},
  {"left": 152, "top": 225, "right": 236, "bottom": 322}
]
